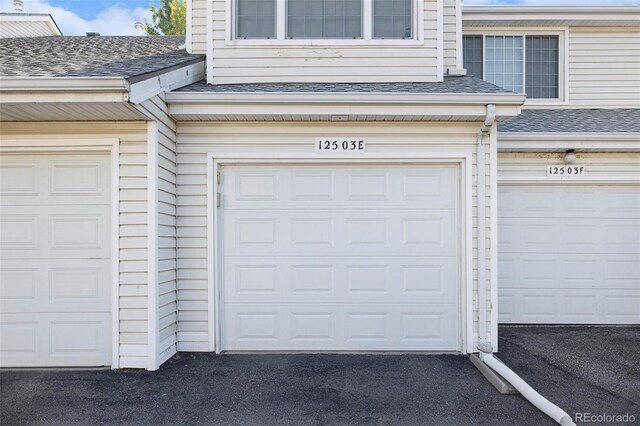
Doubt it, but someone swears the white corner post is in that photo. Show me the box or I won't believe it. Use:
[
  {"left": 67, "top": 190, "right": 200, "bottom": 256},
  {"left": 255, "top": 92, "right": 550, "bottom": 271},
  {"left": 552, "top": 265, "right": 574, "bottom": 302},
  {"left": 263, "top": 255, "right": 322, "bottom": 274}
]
[{"left": 147, "top": 121, "right": 160, "bottom": 371}]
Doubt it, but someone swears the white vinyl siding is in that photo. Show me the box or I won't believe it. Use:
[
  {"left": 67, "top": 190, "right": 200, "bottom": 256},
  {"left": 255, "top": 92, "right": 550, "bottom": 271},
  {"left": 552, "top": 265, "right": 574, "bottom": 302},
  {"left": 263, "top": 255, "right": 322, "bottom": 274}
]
[
  {"left": 0, "top": 20, "right": 57, "bottom": 38},
  {"left": 568, "top": 28, "right": 640, "bottom": 107},
  {"left": 0, "top": 122, "right": 150, "bottom": 369},
  {"left": 137, "top": 95, "right": 179, "bottom": 367},
  {"left": 175, "top": 122, "right": 497, "bottom": 353},
  {"left": 190, "top": 0, "right": 208, "bottom": 53},
  {"left": 212, "top": 0, "right": 442, "bottom": 84},
  {"left": 443, "top": 0, "right": 460, "bottom": 70}
]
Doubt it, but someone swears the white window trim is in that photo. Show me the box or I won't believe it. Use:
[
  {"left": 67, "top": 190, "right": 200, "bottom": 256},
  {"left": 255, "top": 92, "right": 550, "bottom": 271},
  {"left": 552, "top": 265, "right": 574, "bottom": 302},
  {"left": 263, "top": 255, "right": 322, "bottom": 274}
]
[
  {"left": 225, "top": 0, "right": 425, "bottom": 46},
  {"left": 464, "top": 28, "right": 569, "bottom": 105}
]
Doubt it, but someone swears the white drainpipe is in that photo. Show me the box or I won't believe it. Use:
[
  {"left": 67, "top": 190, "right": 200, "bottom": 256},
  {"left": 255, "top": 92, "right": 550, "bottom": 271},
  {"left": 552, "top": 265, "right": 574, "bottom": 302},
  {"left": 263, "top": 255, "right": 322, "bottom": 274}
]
[{"left": 476, "top": 104, "right": 575, "bottom": 426}]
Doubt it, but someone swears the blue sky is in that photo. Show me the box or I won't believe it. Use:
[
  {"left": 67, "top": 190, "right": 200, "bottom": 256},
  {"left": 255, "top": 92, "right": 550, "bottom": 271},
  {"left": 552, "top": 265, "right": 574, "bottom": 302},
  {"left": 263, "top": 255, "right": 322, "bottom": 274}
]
[{"left": 1, "top": 0, "right": 636, "bottom": 36}]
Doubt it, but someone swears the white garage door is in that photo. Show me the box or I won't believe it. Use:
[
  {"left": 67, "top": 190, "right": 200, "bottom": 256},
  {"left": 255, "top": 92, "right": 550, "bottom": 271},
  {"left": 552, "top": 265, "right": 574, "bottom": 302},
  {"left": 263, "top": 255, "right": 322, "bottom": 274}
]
[
  {"left": 0, "top": 154, "right": 112, "bottom": 367},
  {"left": 499, "top": 184, "right": 640, "bottom": 324},
  {"left": 219, "top": 164, "right": 460, "bottom": 351}
]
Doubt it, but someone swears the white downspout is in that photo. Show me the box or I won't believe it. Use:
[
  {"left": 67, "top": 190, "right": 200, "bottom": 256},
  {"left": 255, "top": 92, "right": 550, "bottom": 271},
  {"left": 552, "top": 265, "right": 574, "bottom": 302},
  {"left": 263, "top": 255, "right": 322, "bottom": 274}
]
[{"left": 476, "top": 104, "right": 575, "bottom": 426}]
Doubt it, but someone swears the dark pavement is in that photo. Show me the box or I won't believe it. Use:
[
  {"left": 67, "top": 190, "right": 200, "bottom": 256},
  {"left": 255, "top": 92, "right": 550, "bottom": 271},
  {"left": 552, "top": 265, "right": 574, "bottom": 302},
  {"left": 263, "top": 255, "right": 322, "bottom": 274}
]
[{"left": 2, "top": 326, "right": 638, "bottom": 425}]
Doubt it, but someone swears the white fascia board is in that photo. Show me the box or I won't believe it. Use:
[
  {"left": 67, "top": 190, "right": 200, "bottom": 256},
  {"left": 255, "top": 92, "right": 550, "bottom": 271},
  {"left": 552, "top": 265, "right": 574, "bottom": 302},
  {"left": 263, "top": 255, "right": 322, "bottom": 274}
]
[
  {"left": 462, "top": 6, "right": 640, "bottom": 27},
  {"left": 128, "top": 62, "right": 205, "bottom": 105},
  {"left": 0, "top": 77, "right": 129, "bottom": 103},
  {"left": 498, "top": 132, "right": 640, "bottom": 152},
  {"left": 168, "top": 102, "right": 522, "bottom": 120},
  {"left": 166, "top": 91, "right": 526, "bottom": 105}
]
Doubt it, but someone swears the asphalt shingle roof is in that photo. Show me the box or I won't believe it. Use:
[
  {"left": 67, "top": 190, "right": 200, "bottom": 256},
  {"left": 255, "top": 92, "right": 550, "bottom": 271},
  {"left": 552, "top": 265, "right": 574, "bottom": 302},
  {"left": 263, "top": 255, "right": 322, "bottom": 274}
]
[
  {"left": 0, "top": 36, "right": 203, "bottom": 80},
  {"left": 174, "top": 76, "right": 516, "bottom": 94},
  {"left": 499, "top": 108, "right": 640, "bottom": 133}
]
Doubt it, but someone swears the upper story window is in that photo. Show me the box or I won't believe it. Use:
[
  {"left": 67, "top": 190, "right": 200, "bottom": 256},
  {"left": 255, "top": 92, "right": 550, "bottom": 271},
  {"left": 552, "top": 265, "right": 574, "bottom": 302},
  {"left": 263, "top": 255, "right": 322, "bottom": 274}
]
[
  {"left": 287, "top": 0, "right": 362, "bottom": 39},
  {"left": 373, "top": 0, "right": 412, "bottom": 39},
  {"left": 235, "top": 0, "right": 418, "bottom": 41},
  {"left": 237, "top": 0, "right": 277, "bottom": 39},
  {"left": 463, "top": 34, "right": 560, "bottom": 99}
]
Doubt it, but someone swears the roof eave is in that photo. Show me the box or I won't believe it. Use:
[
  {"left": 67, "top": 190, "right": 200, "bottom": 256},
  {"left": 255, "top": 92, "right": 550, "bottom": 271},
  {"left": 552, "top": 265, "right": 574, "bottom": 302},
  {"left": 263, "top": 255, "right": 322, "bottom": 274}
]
[{"left": 166, "top": 91, "right": 526, "bottom": 105}]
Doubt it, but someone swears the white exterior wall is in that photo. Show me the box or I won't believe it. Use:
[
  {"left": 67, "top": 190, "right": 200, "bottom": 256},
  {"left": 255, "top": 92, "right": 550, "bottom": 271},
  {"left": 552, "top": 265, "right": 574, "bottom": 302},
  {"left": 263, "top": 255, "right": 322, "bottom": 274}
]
[
  {"left": 175, "top": 121, "right": 496, "bottom": 353},
  {"left": 0, "top": 122, "right": 150, "bottom": 369},
  {"left": 136, "top": 95, "right": 179, "bottom": 368},
  {"left": 443, "top": 0, "right": 461, "bottom": 70},
  {"left": 190, "top": 0, "right": 208, "bottom": 54},
  {"left": 0, "top": 20, "right": 58, "bottom": 38},
  {"left": 568, "top": 28, "right": 640, "bottom": 108},
  {"left": 208, "top": 0, "right": 454, "bottom": 84},
  {"left": 498, "top": 151, "right": 640, "bottom": 182}
]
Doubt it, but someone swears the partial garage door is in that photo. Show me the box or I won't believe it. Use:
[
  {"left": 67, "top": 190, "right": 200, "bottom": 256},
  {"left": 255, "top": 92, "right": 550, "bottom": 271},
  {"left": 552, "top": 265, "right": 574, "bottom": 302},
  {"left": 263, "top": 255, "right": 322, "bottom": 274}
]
[
  {"left": 219, "top": 164, "right": 460, "bottom": 351},
  {"left": 0, "top": 154, "right": 112, "bottom": 367},
  {"left": 498, "top": 184, "right": 640, "bottom": 324}
]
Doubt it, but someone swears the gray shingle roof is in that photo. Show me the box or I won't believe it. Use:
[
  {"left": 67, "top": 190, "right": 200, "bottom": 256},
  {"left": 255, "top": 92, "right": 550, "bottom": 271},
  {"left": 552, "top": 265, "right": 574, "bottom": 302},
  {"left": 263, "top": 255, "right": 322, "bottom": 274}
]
[
  {"left": 0, "top": 36, "right": 204, "bottom": 80},
  {"left": 174, "top": 76, "right": 516, "bottom": 94},
  {"left": 499, "top": 108, "right": 640, "bottom": 133}
]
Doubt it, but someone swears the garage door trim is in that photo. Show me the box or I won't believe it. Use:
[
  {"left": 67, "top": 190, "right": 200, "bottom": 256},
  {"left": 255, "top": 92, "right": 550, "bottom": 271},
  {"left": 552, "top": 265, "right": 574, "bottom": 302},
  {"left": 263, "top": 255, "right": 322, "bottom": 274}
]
[
  {"left": 1, "top": 139, "right": 120, "bottom": 368},
  {"left": 207, "top": 153, "right": 475, "bottom": 354}
]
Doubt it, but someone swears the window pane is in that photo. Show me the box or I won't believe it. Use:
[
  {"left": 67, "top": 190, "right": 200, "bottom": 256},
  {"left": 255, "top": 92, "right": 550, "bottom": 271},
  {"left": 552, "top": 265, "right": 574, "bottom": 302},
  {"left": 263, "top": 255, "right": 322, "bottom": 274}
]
[
  {"left": 287, "top": 0, "right": 362, "bottom": 39},
  {"left": 485, "top": 35, "right": 524, "bottom": 93},
  {"left": 526, "top": 35, "right": 559, "bottom": 99},
  {"left": 237, "top": 0, "right": 276, "bottom": 39},
  {"left": 463, "top": 35, "right": 483, "bottom": 78},
  {"left": 373, "top": 0, "right": 412, "bottom": 39}
]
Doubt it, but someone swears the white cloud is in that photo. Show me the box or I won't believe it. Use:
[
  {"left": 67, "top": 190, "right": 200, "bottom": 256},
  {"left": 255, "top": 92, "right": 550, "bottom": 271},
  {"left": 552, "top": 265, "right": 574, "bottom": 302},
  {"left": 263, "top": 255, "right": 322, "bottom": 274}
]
[{"left": 0, "top": 0, "right": 151, "bottom": 36}]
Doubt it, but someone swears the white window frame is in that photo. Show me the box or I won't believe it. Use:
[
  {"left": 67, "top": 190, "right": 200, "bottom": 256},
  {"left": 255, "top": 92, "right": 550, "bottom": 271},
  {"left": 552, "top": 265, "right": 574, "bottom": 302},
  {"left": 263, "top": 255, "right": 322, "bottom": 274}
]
[
  {"left": 463, "top": 28, "right": 568, "bottom": 105},
  {"left": 226, "top": 0, "right": 424, "bottom": 46}
]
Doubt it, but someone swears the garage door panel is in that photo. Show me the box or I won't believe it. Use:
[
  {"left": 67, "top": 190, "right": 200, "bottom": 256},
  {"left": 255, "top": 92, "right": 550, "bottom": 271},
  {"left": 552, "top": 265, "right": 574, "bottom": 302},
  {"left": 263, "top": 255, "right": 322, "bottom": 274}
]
[
  {"left": 223, "top": 210, "right": 457, "bottom": 255},
  {"left": 499, "top": 254, "right": 640, "bottom": 290},
  {"left": 1, "top": 259, "right": 111, "bottom": 313},
  {"left": 498, "top": 185, "right": 640, "bottom": 218},
  {"left": 0, "top": 154, "right": 111, "bottom": 367},
  {"left": 0, "top": 157, "right": 110, "bottom": 206},
  {"left": 498, "top": 289, "right": 640, "bottom": 324},
  {"left": 498, "top": 217, "right": 640, "bottom": 254},
  {"left": 223, "top": 304, "right": 458, "bottom": 351},
  {"left": 223, "top": 256, "right": 458, "bottom": 302},
  {"left": 221, "top": 164, "right": 461, "bottom": 351},
  {"left": 224, "top": 166, "right": 458, "bottom": 209},
  {"left": 0, "top": 206, "right": 110, "bottom": 259},
  {"left": 0, "top": 313, "right": 111, "bottom": 367},
  {"left": 499, "top": 184, "right": 640, "bottom": 324}
]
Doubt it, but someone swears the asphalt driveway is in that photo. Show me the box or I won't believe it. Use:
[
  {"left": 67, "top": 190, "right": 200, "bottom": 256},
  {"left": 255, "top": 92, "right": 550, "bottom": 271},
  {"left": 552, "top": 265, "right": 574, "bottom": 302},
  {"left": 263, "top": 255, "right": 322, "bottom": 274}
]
[
  {"left": 1, "top": 326, "right": 638, "bottom": 425},
  {"left": 3, "top": 353, "right": 550, "bottom": 426},
  {"left": 496, "top": 325, "right": 640, "bottom": 423}
]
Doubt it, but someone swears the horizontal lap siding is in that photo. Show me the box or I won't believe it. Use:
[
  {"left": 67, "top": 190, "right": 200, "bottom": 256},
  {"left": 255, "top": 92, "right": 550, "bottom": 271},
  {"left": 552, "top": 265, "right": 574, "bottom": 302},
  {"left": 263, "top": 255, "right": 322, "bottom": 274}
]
[
  {"left": 443, "top": 0, "right": 459, "bottom": 70},
  {"left": 138, "top": 96, "right": 179, "bottom": 367},
  {"left": 0, "top": 122, "right": 149, "bottom": 369},
  {"left": 211, "top": 0, "right": 441, "bottom": 84},
  {"left": 191, "top": 0, "right": 208, "bottom": 54},
  {"left": 176, "top": 122, "right": 495, "bottom": 353},
  {"left": 568, "top": 28, "right": 640, "bottom": 107}
]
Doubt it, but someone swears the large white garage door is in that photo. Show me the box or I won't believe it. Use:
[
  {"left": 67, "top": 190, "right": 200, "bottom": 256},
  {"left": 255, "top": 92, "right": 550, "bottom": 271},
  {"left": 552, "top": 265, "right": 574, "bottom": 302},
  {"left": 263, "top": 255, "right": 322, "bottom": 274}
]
[
  {"left": 219, "top": 164, "right": 460, "bottom": 351},
  {"left": 499, "top": 184, "right": 640, "bottom": 324},
  {"left": 0, "top": 154, "right": 112, "bottom": 367}
]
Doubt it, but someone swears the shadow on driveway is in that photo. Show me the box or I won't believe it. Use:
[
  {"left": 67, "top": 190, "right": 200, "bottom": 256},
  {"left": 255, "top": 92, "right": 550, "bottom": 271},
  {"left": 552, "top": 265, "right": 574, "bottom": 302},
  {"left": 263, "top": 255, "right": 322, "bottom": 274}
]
[
  {"left": 497, "top": 325, "right": 640, "bottom": 423},
  {"left": 2, "top": 353, "right": 552, "bottom": 425}
]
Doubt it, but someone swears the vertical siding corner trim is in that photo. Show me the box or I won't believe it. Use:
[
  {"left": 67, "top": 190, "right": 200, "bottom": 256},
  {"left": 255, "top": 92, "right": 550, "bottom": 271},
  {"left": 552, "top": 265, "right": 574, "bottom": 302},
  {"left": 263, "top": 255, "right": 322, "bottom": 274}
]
[{"left": 147, "top": 121, "right": 160, "bottom": 370}]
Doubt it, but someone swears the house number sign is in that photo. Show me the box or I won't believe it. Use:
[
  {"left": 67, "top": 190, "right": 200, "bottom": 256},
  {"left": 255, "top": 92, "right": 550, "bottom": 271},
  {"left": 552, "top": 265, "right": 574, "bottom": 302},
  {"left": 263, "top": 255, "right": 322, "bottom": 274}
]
[
  {"left": 315, "top": 138, "right": 366, "bottom": 153},
  {"left": 546, "top": 165, "right": 586, "bottom": 178}
]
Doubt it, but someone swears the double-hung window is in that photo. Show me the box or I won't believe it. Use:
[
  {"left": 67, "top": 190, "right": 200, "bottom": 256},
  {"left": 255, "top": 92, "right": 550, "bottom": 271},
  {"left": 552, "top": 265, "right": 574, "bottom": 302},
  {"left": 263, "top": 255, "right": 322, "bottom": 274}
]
[
  {"left": 235, "top": 0, "right": 417, "bottom": 41},
  {"left": 463, "top": 34, "right": 560, "bottom": 99}
]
